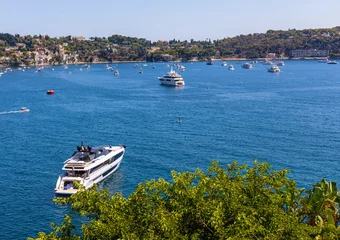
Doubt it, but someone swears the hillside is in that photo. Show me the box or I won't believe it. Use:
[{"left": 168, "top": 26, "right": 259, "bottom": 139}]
[{"left": 1, "top": 26, "right": 340, "bottom": 66}]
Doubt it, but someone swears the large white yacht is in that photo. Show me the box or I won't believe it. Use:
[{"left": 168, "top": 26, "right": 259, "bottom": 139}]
[
  {"left": 158, "top": 67, "right": 185, "bottom": 86},
  {"left": 55, "top": 143, "right": 126, "bottom": 195}
]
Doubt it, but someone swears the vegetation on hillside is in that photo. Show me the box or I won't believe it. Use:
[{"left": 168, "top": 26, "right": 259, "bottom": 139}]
[
  {"left": 29, "top": 161, "right": 340, "bottom": 239},
  {"left": 1, "top": 27, "right": 340, "bottom": 66}
]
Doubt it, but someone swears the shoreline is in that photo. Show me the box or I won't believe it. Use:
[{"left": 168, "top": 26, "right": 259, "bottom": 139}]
[{"left": 0, "top": 57, "right": 333, "bottom": 68}]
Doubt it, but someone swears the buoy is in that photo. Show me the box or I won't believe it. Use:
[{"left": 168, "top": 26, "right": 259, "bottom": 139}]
[{"left": 47, "top": 89, "right": 54, "bottom": 95}]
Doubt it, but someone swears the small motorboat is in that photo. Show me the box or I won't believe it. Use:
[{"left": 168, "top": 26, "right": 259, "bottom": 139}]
[
  {"left": 114, "top": 70, "right": 119, "bottom": 76},
  {"left": 221, "top": 62, "right": 227, "bottom": 66},
  {"left": 139, "top": 68, "right": 143, "bottom": 73},
  {"left": 327, "top": 60, "right": 338, "bottom": 64},
  {"left": 19, "top": 107, "right": 30, "bottom": 113},
  {"left": 47, "top": 89, "right": 55, "bottom": 95},
  {"left": 229, "top": 65, "right": 235, "bottom": 71}
]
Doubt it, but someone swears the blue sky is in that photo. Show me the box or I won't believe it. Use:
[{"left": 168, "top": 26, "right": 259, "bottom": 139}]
[{"left": 1, "top": 0, "right": 339, "bottom": 41}]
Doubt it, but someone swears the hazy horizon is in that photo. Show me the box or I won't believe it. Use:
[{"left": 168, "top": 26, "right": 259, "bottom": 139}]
[{"left": 1, "top": 0, "right": 340, "bottom": 41}]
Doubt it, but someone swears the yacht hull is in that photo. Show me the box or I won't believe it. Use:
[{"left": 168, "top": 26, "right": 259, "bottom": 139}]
[{"left": 55, "top": 145, "right": 125, "bottom": 196}]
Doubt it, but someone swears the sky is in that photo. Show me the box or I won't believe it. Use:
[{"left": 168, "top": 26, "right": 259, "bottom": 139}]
[{"left": 1, "top": 0, "right": 339, "bottom": 41}]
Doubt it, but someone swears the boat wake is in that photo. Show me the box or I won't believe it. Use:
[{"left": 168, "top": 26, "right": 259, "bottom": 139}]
[
  {"left": 0, "top": 107, "right": 30, "bottom": 114},
  {"left": 0, "top": 110, "right": 22, "bottom": 115}
]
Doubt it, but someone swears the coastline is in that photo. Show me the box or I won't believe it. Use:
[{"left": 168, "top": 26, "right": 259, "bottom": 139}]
[{"left": 0, "top": 57, "right": 332, "bottom": 68}]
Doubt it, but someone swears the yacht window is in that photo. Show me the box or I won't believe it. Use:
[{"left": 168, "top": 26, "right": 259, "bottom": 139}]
[{"left": 114, "top": 151, "right": 124, "bottom": 161}]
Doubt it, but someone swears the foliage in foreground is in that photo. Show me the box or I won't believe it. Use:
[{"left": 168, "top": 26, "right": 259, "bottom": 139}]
[{"left": 29, "top": 161, "right": 340, "bottom": 239}]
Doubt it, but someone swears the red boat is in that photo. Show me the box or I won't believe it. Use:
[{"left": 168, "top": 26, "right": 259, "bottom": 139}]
[{"left": 47, "top": 90, "right": 54, "bottom": 95}]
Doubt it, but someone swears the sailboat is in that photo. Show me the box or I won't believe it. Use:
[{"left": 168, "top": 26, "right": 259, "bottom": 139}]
[{"left": 143, "top": 55, "right": 148, "bottom": 67}]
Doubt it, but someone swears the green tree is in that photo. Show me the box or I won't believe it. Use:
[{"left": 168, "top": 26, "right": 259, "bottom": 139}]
[{"left": 30, "top": 160, "right": 340, "bottom": 239}]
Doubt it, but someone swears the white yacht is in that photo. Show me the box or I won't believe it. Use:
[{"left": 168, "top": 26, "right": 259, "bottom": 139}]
[
  {"left": 158, "top": 67, "right": 185, "bottom": 86},
  {"left": 241, "top": 62, "right": 253, "bottom": 69},
  {"left": 268, "top": 65, "right": 281, "bottom": 72},
  {"left": 228, "top": 65, "right": 235, "bottom": 71},
  {"left": 221, "top": 62, "right": 227, "bottom": 66},
  {"left": 55, "top": 143, "right": 126, "bottom": 195},
  {"left": 0, "top": 72, "right": 4, "bottom": 76}
]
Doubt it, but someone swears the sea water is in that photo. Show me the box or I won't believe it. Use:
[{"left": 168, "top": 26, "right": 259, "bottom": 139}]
[{"left": 1, "top": 60, "right": 340, "bottom": 239}]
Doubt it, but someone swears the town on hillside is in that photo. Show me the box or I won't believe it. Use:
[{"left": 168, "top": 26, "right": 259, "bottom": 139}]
[{"left": 1, "top": 26, "right": 340, "bottom": 67}]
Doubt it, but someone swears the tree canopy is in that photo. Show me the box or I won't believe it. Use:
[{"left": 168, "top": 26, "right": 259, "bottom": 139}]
[{"left": 29, "top": 160, "right": 340, "bottom": 239}]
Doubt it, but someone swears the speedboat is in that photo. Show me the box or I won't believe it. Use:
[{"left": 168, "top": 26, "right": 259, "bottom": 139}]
[
  {"left": 0, "top": 72, "right": 4, "bottom": 76},
  {"left": 221, "top": 62, "right": 227, "bottom": 66},
  {"left": 158, "top": 67, "right": 185, "bottom": 86},
  {"left": 268, "top": 65, "right": 281, "bottom": 73},
  {"left": 19, "top": 107, "right": 30, "bottom": 113},
  {"left": 139, "top": 68, "right": 143, "bottom": 73},
  {"left": 114, "top": 70, "right": 119, "bottom": 76},
  {"left": 276, "top": 61, "right": 285, "bottom": 66},
  {"left": 55, "top": 143, "right": 126, "bottom": 195},
  {"left": 327, "top": 60, "right": 338, "bottom": 64},
  {"left": 229, "top": 65, "right": 234, "bottom": 71},
  {"left": 241, "top": 63, "right": 253, "bottom": 69}
]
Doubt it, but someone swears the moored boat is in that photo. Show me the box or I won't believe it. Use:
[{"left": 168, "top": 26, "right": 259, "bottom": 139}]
[
  {"left": 268, "top": 65, "right": 281, "bottom": 73},
  {"left": 241, "top": 62, "right": 253, "bottom": 69},
  {"left": 158, "top": 67, "right": 185, "bottom": 86},
  {"left": 207, "top": 58, "right": 214, "bottom": 65},
  {"left": 327, "top": 60, "right": 338, "bottom": 64},
  {"left": 262, "top": 60, "right": 273, "bottom": 65},
  {"left": 318, "top": 58, "right": 329, "bottom": 63}
]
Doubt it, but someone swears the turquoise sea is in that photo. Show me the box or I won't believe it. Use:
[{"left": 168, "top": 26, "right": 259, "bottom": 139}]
[{"left": 1, "top": 61, "right": 340, "bottom": 239}]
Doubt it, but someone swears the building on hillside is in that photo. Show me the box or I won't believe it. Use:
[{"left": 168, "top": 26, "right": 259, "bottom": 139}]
[
  {"left": 161, "top": 54, "right": 172, "bottom": 62},
  {"left": 74, "top": 36, "right": 86, "bottom": 41},
  {"left": 266, "top": 53, "right": 276, "bottom": 59},
  {"left": 16, "top": 43, "right": 26, "bottom": 48},
  {"left": 5, "top": 47, "right": 18, "bottom": 52},
  {"left": 290, "top": 49, "right": 329, "bottom": 58}
]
